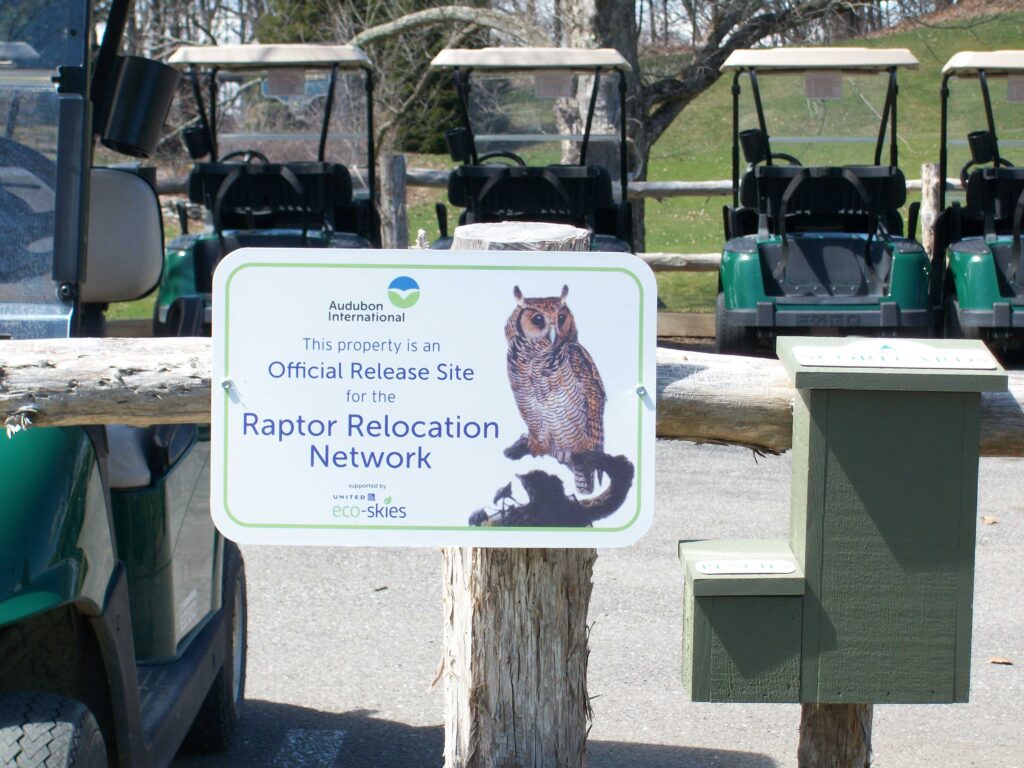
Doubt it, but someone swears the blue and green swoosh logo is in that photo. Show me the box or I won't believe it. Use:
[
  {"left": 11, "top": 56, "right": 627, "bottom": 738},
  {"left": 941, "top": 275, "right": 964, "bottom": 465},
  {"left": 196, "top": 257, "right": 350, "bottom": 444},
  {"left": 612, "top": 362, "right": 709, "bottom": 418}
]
[{"left": 387, "top": 276, "right": 420, "bottom": 309}]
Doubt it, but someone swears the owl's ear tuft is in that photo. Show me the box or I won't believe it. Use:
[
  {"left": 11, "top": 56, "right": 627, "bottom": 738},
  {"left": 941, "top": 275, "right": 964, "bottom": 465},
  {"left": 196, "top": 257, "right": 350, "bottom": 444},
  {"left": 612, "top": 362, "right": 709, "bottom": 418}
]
[
  {"left": 559, "top": 285, "right": 569, "bottom": 305},
  {"left": 513, "top": 286, "right": 524, "bottom": 305}
]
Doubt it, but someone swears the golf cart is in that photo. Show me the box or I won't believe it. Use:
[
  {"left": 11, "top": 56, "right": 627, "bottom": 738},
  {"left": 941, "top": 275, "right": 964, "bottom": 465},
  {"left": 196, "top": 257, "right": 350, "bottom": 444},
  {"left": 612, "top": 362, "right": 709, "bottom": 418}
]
[
  {"left": 0, "top": 0, "right": 245, "bottom": 764},
  {"left": 933, "top": 51, "right": 1024, "bottom": 349},
  {"left": 429, "top": 47, "right": 634, "bottom": 251},
  {"left": 717, "top": 48, "right": 930, "bottom": 354},
  {"left": 155, "top": 43, "right": 380, "bottom": 333}
]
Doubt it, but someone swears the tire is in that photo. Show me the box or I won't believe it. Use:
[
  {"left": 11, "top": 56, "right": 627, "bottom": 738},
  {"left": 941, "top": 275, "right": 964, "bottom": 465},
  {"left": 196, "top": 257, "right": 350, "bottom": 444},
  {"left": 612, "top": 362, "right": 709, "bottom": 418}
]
[
  {"left": 0, "top": 692, "right": 107, "bottom": 768},
  {"left": 715, "top": 292, "right": 758, "bottom": 355},
  {"left": 944, "top": 296, "right": 983, "bottom": 341},
  {"left": 182, "top": 541, "right": 247, "bottom": 753}
]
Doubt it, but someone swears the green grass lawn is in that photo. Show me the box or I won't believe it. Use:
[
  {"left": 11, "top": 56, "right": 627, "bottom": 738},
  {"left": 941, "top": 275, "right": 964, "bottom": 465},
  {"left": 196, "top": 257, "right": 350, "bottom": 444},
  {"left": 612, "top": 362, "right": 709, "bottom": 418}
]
[{"left": 117, "top": 8, "right": 1022, "bottom": 323}]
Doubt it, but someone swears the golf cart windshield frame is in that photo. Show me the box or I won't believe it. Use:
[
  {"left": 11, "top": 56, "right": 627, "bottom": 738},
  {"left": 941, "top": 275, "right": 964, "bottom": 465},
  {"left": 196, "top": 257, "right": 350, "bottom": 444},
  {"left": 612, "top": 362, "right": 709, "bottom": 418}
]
[
  {"left": 437, "top": 52, "right": 630, "bottom": 201},
  {"left": 938, "top": 53, "right": 1024, "bottom": 210},
  {"left": 729, "top": 66, "right": 901, "bottom": 208},
  {"left": 173, "top": 46, "right": 376, "bottom": 199}
]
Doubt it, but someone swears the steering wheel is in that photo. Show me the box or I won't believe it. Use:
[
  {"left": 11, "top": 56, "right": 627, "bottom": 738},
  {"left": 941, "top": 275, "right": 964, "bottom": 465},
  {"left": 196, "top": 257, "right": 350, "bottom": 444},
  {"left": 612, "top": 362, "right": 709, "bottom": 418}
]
[
  {"left": 768, "top": 152, "right": 802, "bottom": 167},
  {"left": 477, "top": 150, "right": 526, "bottom": 167},
  {"left": 219, "top": 149, "right": 270, "bottom": 164},
  {"left": 960, "top": 156, "right": 1015, "bottom": 188}
]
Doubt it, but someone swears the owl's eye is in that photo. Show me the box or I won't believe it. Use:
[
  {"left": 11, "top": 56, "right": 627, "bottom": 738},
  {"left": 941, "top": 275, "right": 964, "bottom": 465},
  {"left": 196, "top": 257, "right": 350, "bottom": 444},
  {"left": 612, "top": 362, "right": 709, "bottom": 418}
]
[
  {"left": 531, "top": 313, "right": 545, "bottom": 328},
  {"left": 558, "top": 312, "right": 567, "bottom": 327}
]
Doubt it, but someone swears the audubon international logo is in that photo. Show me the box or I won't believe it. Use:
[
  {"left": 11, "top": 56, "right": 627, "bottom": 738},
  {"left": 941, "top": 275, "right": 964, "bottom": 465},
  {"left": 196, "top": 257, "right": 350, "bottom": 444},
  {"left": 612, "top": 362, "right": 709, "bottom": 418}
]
[{"left": 387, "top": 276, "right": 420, "bottom": 309}]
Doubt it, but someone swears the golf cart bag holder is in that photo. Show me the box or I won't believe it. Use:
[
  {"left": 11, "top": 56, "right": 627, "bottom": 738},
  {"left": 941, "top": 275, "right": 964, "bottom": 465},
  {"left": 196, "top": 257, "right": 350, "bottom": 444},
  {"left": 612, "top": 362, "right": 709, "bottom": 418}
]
[{"left": 447, "top": 164, "right": 632, "bottom": 250}]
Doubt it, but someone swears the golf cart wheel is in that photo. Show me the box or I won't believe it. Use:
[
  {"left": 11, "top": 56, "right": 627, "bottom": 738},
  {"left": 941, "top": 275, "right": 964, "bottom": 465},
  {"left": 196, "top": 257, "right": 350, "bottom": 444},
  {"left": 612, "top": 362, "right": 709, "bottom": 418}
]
[
  {"left": 715, "top": 293, "right": 758, "bottom": 355},
  {"left": 0, "top": 692, "right": 107, "bottom": 768},
  {"left": 943, "top": 297, "right": 984, "bottom": 341},
  {"left": 183, "top": 541, "right": 247, "bottom": 753}
]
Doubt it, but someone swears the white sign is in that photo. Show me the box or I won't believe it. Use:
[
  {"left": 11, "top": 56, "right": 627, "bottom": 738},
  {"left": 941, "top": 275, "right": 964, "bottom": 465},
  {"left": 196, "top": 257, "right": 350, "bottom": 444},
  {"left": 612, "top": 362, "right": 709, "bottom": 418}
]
[
  {"left": 792, "top": 339, "right": 998, "bottom": 370},
  {"left": 695, "top": 560, "right": 797, "bottom": 576},
  {"left": 804, "top": 70, "right": 843, "bottom": 101},
  {"left": 211, "top": 249, "right": 657, "bottom": 547},
  {"left": 1008, "top": 75, "right": 1024, "bottom": 105}
]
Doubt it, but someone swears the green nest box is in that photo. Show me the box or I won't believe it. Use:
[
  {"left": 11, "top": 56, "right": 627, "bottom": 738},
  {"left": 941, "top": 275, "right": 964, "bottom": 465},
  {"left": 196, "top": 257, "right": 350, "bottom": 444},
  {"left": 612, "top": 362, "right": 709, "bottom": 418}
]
[{"left": 681, "top": 337, "right": 1006, "bottom": 704}]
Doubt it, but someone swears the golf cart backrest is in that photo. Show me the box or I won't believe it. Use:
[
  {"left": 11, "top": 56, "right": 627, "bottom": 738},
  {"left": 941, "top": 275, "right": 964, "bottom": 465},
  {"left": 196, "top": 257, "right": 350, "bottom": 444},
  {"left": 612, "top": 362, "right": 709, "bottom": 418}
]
[
  {"left": 738, "top": 165, "right": 907, "bottom": 235},
  {"left": 448, "top": 164, "right": 614, "bottom": 228},
  {"left": 963, "top": 167, "right": 1024, "bottom": 223},
  {"left": 188, "top": 161, "right": 354, "bottom": 230},
  {"left": 82, "top": 167, "right": 163, "bottom": 303},
  {"left": 933, "top": 167, "right": 1024, "bottom": 257}
]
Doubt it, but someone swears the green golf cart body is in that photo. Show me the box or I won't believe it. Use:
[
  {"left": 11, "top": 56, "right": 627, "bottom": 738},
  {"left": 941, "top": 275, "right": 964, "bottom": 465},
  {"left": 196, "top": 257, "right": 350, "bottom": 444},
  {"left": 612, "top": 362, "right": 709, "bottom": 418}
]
[
  {"left": 717, "top": 47, "right": 930, "bottom": 354},
  {"left": 933, "top": 51, "right": 1024, "bottom": 351},
  {"left": 0, "top": 1, "right": 245, "bottom": 764},
  {"left": 155, "top": 43, "right": 380, "bottom": 334},
  {"left": 429, "top": 47, "right": 634, "bottom": 252}
]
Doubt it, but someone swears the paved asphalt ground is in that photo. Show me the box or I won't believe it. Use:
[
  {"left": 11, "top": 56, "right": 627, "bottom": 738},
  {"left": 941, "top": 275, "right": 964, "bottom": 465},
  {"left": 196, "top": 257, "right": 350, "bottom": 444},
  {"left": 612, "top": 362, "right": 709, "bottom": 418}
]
[{"left": 174, "top": 440, "right": 1023, "bottom": 768}]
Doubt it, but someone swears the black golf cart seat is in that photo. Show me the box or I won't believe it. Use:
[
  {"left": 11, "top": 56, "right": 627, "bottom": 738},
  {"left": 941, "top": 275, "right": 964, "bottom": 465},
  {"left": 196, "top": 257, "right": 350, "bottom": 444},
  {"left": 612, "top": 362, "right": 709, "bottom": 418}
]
[
  {"left": 734, "top": 165, "right": 919, "bottom": 299},
  {"left": 446, "top": 164, "right": 631, "bottom": 251},
  {"left": 186, "top": 160, "right": 374, "bottom": 292},
  {"left": 933, "top": 167, "right": 1024, "bottom": 271}
]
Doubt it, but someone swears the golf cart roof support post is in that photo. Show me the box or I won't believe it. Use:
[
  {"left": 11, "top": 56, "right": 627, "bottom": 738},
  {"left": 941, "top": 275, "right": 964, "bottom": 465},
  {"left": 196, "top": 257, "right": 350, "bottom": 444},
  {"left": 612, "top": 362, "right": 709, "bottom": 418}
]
[
  {"left": 732, "top": 73, "right": 741, "bottom": 208},
  {"left": 940, "top": 74, "right": 952, "bottom": 210},
  {"left": 90, "top": 0, "right": 129, "bottom": 131},
  {"left": 748, "top": 70, "right": 771, "bottom": 165},
  {"left": 452, "top": 68, "right": 478, "bottom": 165},
  {"left": 318, "top": 63, "right": 339, "bottom": 162},
  {"left": 873, "top": 68, "right": 896, "bottom": 166},
  {"left": 366, "top": 69, "right": 376, "bottom": 201},
  {"left": 188, "top": 65, "right": 214, "bottom": 160},
  {"left": 978, "top": 69, "right": 1002, "bottom": 165},
  {"left": 52, "top": 0, "right": 92, "bottom": 302},
  {"left": 580, "top": 67, "right": 601, "bottom": 166},
  {"left": 209, "top": 67, "right": 219, "bottom": 160},
  {"left": 619, "top": 71, "right": 627, "bottom": 201},
  {"left": 891, "top": 74, "right": 899, "bottom": 167}
]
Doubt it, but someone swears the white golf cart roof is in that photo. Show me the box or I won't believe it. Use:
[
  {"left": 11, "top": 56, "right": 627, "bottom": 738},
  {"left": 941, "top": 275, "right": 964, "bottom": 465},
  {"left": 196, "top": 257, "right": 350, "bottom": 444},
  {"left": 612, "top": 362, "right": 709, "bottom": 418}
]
[
  {"left": 431, "top": 47, "right": 630, "bottom": 72},
  {"left": 943, "top": 51, "right": 1024, "bottom": 76},
  {"left": 168, "top": 43, "right": 372, "bottom": 70},
  {"left": 722, "top": 47, "right": 918, "bottom": 72}
]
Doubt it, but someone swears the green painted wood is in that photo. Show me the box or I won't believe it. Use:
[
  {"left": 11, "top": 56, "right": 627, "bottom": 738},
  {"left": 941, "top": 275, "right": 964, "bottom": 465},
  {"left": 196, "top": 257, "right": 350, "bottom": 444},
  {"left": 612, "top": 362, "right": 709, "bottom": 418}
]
[
  {"left": 679, "top": 539, "right": 804, "bottom": 596},
  {"left": 704, "top": 595, "right": 802, "bottom": 703},
  {"left": 777, "top": 337, "right": 1007, "bottom": 393},
  {"left": 680, "top": 541, "right": 803, "bottom": 702},
  {"left": 795, "top": 388, "right": 981, "bottom": 704}
]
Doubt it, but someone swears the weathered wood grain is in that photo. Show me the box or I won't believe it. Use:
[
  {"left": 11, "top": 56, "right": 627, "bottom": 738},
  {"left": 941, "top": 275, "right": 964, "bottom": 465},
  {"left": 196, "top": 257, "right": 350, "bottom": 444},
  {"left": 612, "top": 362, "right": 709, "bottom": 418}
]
[{"left": 3, "top": 340, "right": 1024, "bottom": 458}]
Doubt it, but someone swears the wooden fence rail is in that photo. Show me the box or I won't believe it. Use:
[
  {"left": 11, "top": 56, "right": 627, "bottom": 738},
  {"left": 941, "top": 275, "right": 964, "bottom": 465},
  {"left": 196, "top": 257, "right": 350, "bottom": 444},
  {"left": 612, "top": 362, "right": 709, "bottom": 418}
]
[{"left": 2, "top": 338, "right": 1022, "bottom": 457}]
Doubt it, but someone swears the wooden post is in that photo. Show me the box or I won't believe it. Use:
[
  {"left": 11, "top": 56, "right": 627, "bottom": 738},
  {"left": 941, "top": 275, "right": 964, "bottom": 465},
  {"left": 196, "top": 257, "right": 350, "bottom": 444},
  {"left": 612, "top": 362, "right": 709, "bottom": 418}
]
[
  {"left": 442, "top": 221, "right": 593, "bottom": 768},
  {"left": 920, "top": 162, "right": 942, "bottom": 263},
  {"left": 798, "top": 704, "right": 873, "bottom": 768},
  {"left": 379, "top": 152, "right": 408, "bottom": 249}
]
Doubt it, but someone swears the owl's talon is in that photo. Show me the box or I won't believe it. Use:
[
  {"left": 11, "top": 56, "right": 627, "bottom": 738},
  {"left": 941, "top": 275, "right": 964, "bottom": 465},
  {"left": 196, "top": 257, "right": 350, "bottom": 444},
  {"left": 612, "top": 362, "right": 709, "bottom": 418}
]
[{"left": 504, "top": 434, "right": 531, "bottom": 460}]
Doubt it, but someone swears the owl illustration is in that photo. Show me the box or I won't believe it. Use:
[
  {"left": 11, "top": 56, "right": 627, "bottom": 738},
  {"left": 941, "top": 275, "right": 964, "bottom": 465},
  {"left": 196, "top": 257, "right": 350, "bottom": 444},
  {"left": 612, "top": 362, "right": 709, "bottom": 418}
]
[{"left": 504, "top": 284, "right": 606, "bottom": 494}]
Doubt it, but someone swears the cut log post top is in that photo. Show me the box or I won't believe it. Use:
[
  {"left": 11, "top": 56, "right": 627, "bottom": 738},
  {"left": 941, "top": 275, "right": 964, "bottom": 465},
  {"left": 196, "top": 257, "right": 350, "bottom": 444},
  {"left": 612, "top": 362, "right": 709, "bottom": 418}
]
[
  {"left": 3, "top": 338, "right": 1024, "bottom": 458},
  {"left": 451, "top": 221, "right": 591, "bottom": 252}
]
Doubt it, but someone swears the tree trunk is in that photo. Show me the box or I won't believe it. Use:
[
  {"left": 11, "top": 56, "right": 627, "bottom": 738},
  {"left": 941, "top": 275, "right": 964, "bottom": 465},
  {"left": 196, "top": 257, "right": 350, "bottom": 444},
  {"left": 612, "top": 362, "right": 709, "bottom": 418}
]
[
  {"left": 441, "top": 548, "right": 596, "bottom": 768},
  {"left": 379, "top": 152, "right": 408, "bottom": 249},
  {"left": 442, "top": 222, "right": 594, "bottom": 768},
  {"left": 798, "top": 704, "right": 873, "bottom": 768}
]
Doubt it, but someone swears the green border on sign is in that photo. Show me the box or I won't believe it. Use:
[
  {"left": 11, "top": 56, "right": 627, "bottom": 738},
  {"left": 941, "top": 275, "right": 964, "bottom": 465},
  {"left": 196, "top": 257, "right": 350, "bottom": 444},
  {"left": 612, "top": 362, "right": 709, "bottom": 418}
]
[{"left": 221, "top": 260, "right": 648, "bottom": 534}]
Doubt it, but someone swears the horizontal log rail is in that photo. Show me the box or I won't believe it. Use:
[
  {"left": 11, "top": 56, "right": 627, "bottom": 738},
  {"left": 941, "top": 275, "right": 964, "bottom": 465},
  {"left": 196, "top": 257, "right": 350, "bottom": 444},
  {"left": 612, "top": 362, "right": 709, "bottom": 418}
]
[
  {"left": 156, "top": 169, "right": 963, "bottom": 199},
  {"left": 1, "top": 338, "right": 1021, "bottom": 457}
]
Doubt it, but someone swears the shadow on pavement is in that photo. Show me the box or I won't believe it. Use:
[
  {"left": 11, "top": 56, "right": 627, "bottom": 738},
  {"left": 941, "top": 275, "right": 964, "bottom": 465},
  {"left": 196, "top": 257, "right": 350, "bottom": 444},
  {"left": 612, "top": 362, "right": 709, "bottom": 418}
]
[{"left": 173, "top": 699, "right": 776, "bottom": 768}]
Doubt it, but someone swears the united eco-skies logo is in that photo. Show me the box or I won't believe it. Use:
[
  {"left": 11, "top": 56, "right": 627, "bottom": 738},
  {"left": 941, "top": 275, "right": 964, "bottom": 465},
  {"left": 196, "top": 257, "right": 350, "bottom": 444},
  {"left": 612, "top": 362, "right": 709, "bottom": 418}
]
[{"left": 387, "top": 276, "right": 420, "bottom": 309}]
